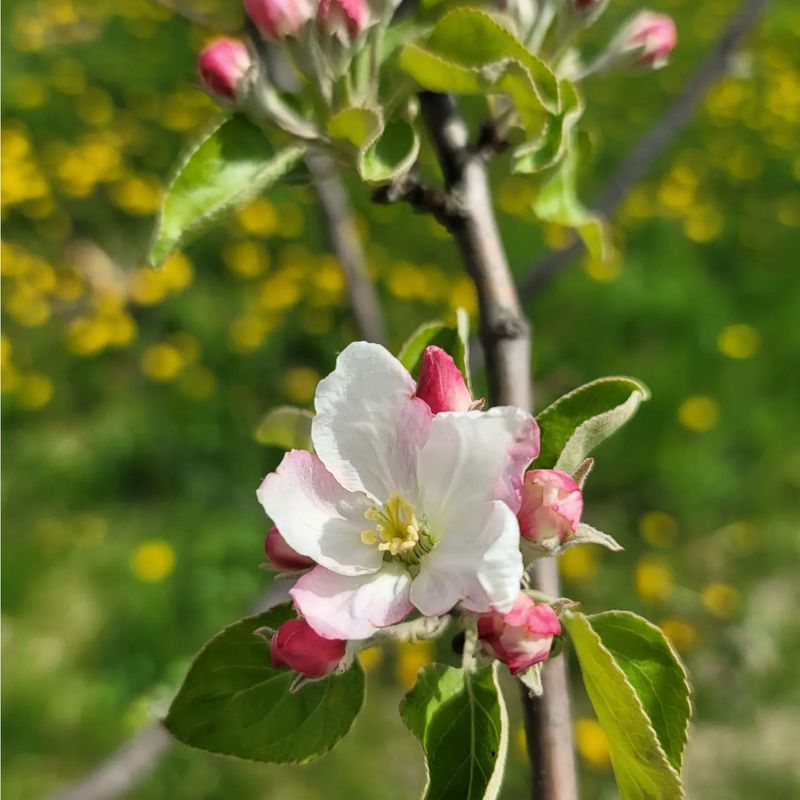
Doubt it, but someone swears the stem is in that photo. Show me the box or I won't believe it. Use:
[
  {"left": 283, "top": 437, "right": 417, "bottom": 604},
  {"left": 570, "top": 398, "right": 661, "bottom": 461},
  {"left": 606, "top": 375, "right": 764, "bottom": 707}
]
[{"left": 419, "top": 92, "right": 579, "bottom": 800}]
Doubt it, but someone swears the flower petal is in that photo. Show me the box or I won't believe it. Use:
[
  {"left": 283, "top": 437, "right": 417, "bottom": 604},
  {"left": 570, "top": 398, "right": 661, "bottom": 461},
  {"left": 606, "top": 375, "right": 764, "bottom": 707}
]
[
  {"left": 291, "top": 564, "right": 413, "bottom": 640},
  {"left": 312, "top": 342, "right": 433, "bottom": 502},
  {"left": 257, "top": 450, "right": 380, "bottom": 576},
  {"left": 410, "top": 501, "right": 523, "bottom": 616},
  {"left": 416, "top": 407, "right": 539, "bottom": 525}
]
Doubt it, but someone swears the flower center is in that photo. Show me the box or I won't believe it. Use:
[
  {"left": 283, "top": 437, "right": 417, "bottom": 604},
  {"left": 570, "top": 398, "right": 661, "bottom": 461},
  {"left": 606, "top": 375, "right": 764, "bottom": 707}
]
[{"left": 361, "top": 493, "right": 436, "bottom": 565}]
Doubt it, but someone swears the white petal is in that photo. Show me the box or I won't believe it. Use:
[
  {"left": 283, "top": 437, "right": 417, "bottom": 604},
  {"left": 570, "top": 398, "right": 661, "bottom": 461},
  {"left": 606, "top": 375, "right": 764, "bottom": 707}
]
[
  {"left": 416, "top": 407, "right": 539, "bottom": 528},
  {"left": 411, "top": 501, "right": 523, "bottom": 616},
  {"left": 312, "top": 342, "right": 433, "bottom": 502},
  {"left": 291, "top": 564, "right": 413, "bottom": 640},
  {"left": 257, "top": 450, "right": 380, "bottom": 576}
]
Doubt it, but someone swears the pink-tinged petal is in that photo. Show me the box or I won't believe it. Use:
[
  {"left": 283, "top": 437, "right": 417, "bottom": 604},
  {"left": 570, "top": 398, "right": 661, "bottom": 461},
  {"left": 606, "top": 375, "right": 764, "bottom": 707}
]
[
  {"left": 416, "top": 407, "right": 539, "bottom": 526},
  {"left": 312, "top": 342, "right": 433, "bottom": 502},
  {"left": 257, "top": 450, "right": 379, "bottom": 576},
  {"left": 517, "top": 469, "right": 583, "bottom": 546},
  {"left": 197, "top": 39, "right": 251, "bottom": 100},
  {"left": 245, "top": 0, "right": 313, "bottom": 39},
  {"left": 317, "top": 0, "right": 369, "bottom": 39},
  {"left": 264, "top": 526, "right": 315, "bottom": 571},
  {"left": 291, "top": 564, "right": 413, "bottom": 640},
  {"left": 270, "top": 618, "right": 346, "bottom": 678},
  {"left": 415, "top": 345, "right": 473, "bottom": 414},
  {"left": 411, "top": 501, "right": 522, "bottom": 616}
]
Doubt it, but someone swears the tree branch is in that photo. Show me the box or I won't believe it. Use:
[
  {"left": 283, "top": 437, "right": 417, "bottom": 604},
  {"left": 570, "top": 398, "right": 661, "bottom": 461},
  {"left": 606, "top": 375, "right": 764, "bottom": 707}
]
[
  {"left": 518, "top": 0, "right": 772, "bottom": 303},
  {"left": 419, "top": 91, "right": 579, "bottom": 800}
]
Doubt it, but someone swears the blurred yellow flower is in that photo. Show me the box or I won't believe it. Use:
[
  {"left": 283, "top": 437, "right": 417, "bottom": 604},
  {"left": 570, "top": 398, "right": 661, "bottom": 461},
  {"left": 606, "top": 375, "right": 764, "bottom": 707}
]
[
  {"left": 130, "top": 540, "right": 175, "bottom": 582},
  {"left": 223, "top": 240, "right": 269, "bottom": 279},
  {"left": 683, "top": 206, "right": 724, "bottom": 243},
  {"left": 257, "top": 276, "right": 299, "bottom": 311},
  {"left": 129, "top": 268, "right": 167, "bottom": 306},
  {"left": 559, "top": 547, "right": 598, "bottom": 583},
  {"left": 635, "top": 558, "right": 672, "bottom": 601},
  {"left": 395, "top": 640, "right": 433, "bottom": 689},
  {"left": 717, "top": 324, "right": 760, "bottom": 359},
  {"left": 639, "top": 511, "right": 679, "bottom": 548},
  {"left": 659, "top": 618, "right": 697, "bottom": 653},
  {"left": 5, "top": 286, "right": 51, "bottom": 328},
  {"left": 236, "top": 198, "right": 279, "bottom": 237},
  {"left": 677, "top": 395, "right": 719, "bottom": 432},
  {"left": 229, "top": 315, "right": 269, "bottom": 353},
  {"left": 282, "top": 366, "right": 320, "bottom": 404},
  {"left": 141, "top": 344, "right": 184, "bottom": 381},
  {"left": 575, "top": 718, "right": 611, "bottom": 769},
  {"left": 109, "top": 174, "right": 162, "bottom": 216},
  {"left": 356, "top": 646, "right": 382, "bottom": 673},
  {"left": 15, "top": 372, "right": 54, "bottom": 410},
  {"left": 702, "top": 583, "right": 741, "bottom": 619},
  {"left": 68, "top": 317, "right": 109, "bottom": 356}
]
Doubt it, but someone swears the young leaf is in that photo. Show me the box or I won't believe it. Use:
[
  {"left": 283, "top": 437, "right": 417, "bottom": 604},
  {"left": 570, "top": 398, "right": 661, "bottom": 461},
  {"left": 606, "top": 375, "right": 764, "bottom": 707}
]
[
  {"left": 327, "top": 107, "right": 382, "bottom": 148},
  {"left": 164, "top": 605, "right": 365, "bottom": 763},
  {"left": 535, "top": 376, "right": 649, "bottom": 472},
  {"left": 532, "top": 135, "right": 610, "bottom": 261},
  {"left": 400, "top": 663, "right": 508, "bottom": 800},
  {"left": 589, "top": 611, "right": 691, "bottom": 772},
  {"left": 359, "top": 118, "right": 420, "bottom": 184},
  {"left": 150, "top": 115, "right": 305, "bottom": 265},
  {"left": 563, "top": 611, "right": 686, "bottom": 800},
  {"left": 397, "top": 308, "right": 471, "bottom": 390},
  {"left": 254, "top": 406, "right": 314, "bottom": 450}
]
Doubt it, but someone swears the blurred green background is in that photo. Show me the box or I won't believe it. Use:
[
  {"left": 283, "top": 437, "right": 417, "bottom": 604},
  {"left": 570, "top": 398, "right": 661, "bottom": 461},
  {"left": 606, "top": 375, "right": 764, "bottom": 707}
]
[{"left": 3, "top": 0, "right": 799, "bottom": 797}]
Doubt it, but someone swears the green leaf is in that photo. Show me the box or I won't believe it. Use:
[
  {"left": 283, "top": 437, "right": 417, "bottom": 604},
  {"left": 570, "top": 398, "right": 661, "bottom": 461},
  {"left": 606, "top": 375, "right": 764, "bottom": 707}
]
[
  {"left": 397, "top": 308, "right": 471, "bottom": 391},
  {"left": 327, "top": 107, "right": 382, "bottom": 148},
  {"left": 563, "top": 611, "right": 685, "bottom": 800},
  {"left": 512, "top": 80, "right": 583, "bottom": 174},
  {"left": 150, "top": 115, "right": 305, "bottom": 265},
  {"left": 165, "top": 605, "right": 365, "bottom": 763},
  {"left": 589, "top": 611, "right": 691, "bottom": 772},
  {"left": 535, "top": 376, "right": 649, "bottom": 472},
  {"left": 399, "top": 9, "right": 559, "bottom": 138},
  {"left": 359, "top": 118, "right": 420, "bottom": 184},
  {"left": 254, "top": 406, "right": 313, "bottom": 450},
  {"left": 400, "top": 663, "right": 508, "bottom": 800},
  {"left": 531, "top": 134, "right": 609, "bottom": 261}
]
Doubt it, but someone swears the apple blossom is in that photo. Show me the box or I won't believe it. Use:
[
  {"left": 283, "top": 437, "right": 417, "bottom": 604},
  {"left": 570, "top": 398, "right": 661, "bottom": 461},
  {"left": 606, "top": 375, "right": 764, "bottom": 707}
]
[
  {"left": 197, "top": 39, "right": 252, "bottom": 100},
  {"left": 264, "top": 526, "right": 315, "bottom": 571},
  {"left": 270, "top": 617, "right": 347, "bottom": 677},
  {"left": 317, "top": 0, "right": 370, "bottom": 42},
  {"left": 244, "top": 0, "right": 314, "bottom": 40},
  {"left": 478, "top": 593, "right": 561, "bottom": 674},
  {"left": 614, "top": 11, "right": 677, "bottom": 69},
  {"left": 415, "top": 345, "right": 473, "bottom": 414},
  {"left": 258, "top": 342, "right": 540, "bottom": 640},
  {"left": 517, "top": 469, "right": 583, "bottom": 547}
]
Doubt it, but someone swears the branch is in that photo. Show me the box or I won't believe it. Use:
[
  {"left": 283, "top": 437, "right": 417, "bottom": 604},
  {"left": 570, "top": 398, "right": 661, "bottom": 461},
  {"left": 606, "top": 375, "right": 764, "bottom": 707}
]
[
  {"left": 418, "top": 91, "right": 578, "bottom": 800},
  {"left": 307, "top": 154, "right": 386, "bottom": 344},
  {"left": 48, "top": 583, "right": 292, "bottom": 800},
  {"left": 518, "top": 0, "right": 772, "bottom": 302}
]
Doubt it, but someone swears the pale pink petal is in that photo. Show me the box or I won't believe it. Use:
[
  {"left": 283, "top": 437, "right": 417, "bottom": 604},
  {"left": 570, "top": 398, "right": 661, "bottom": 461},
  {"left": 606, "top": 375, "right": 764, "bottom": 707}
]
[
  {"left": 257, "top": 450, "right": 379, "bottom": 576},
  {"left": 312, "top": 342, "right": 433, "bottom": 502},
  {"left": 416, "top": 407, "right": 539, "bottom": 526},
  {"left": 415, "top": 345, "right": 473, "bottom": 413},
  {"left": 291, "top": 564, "right": 413, "bottom": 640},
  {"left": 410, "top": 501, "right": 523, "bottom": 616}
]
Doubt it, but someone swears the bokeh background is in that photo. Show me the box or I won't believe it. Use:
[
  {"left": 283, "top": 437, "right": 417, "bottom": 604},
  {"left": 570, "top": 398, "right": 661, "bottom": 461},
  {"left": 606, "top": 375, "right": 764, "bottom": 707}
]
[{"left": 3, "top": 0, "right": 799, "bottom": 797}]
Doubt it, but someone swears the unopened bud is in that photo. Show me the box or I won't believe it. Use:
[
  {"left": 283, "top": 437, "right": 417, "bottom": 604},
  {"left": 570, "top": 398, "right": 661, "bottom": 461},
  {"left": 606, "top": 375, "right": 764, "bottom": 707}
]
[
  {"left": 517, "top": 469, "right": 583, "bottom": 547},
  {"left": 270, "top": 617, "right": 347, "bottom": 678},
  {"left": 478, "top": 594, "right": 560, "bottom": 675},
  {"left": 317, "top": 0, "right": 370, "bottom": 42},
  {"left": 264, "top": 526, "right": 315, "bottom": 571},
  {"left": 415, "top": 345, "right": 473, "bottom": 414},
  {"left": 197, "top": 38, "right": 252, "bottom": 100},
  {"left": 614, "top": 10, "right": 677, "bottom": 69},
  {"left": 244, "top": 0, "right": 314, "bottom": 40}
]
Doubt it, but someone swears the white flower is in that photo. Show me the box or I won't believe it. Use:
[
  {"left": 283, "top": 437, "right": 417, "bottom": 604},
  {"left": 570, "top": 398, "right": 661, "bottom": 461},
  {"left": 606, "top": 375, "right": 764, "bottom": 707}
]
[{"left": 257, "top": 342, "right": 539, "bottom": 640}]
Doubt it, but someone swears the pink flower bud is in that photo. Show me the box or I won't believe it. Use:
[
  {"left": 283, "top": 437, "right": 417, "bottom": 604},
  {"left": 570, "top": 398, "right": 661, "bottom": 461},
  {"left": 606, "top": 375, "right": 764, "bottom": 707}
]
[
  {"left": 478, "top": 594, "right": 560, "bottom": 675},
  {"left": 618, "top": 11, "right": 677, "bottom": 69},
  {"left": 415, "top": 345, "right": 473, "bottom": 414},
  {"left": 197, "top": 38, "right": 252, "bottom": 100},
  {"left": 517, "top": 469, "right": 582, "bottom": 546},
  {"left": 264, "top": 526, "right": 315, "bottom": 571},
  {"left": 244, "top": 0, "right": 314, "bottom": 40},
  {"left": 317, "top": 0, "right": 370, "bottom": 41},
  {"left": 270, "top": 617, "right": 347, "bottom": 678}
]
